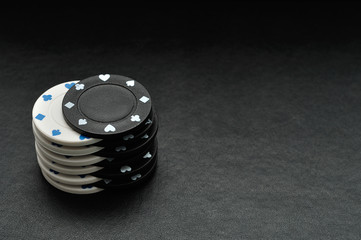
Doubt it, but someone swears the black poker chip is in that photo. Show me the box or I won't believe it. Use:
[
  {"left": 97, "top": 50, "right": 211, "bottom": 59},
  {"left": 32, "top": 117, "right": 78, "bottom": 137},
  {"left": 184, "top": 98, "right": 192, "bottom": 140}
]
[
  {"left": 62, "top": 74, "right": 152, "bottom": 139},
  {"left": 92, "top": 150, "right": 157, "bottom": 180},
  {"left": 93, "top": 109, "right": 155, "bottom": 147},
  {"left": 94, "top": 138, "right": 158, "bottom": 168},
  {"left": 93, "top": 114, "right": 158, "bottom": 158},
  {"left": 92, "top": 140, "right": 157, "bottom": 178},
  {"left": 93, "top": 156, "right": 157, "bottom": 190}
]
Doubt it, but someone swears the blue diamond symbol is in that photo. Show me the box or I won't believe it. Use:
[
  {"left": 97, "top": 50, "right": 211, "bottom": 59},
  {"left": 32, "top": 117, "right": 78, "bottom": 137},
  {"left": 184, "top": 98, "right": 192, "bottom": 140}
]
[{"left": 35, "top": 114, "right": 45, "bottom": 121}]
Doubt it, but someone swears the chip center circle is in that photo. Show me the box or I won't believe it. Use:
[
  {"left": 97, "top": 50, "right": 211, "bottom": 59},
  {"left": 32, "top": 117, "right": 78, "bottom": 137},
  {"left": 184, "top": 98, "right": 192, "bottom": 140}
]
[{"left": 78, "top": 85, "right": 136, "bottom": 123}]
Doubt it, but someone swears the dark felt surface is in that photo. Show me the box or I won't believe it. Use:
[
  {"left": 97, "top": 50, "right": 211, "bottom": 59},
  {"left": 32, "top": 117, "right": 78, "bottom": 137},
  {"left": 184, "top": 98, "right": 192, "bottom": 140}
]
[{"left": 1, "top": 6, "right": 361, "bottom": 239}]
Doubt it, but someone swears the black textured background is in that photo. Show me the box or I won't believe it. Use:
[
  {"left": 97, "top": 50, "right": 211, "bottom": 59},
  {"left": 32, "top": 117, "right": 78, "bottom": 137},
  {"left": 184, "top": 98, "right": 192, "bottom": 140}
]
[{"left": 1, "top": 4, "right": 361, "bottom": 239}]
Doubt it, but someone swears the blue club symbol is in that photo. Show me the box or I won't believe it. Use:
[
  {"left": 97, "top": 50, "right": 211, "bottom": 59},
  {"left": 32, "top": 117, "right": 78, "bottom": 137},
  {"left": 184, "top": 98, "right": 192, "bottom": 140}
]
[{"left": 42, "top": 95, "right": 52, "bottom": 101}]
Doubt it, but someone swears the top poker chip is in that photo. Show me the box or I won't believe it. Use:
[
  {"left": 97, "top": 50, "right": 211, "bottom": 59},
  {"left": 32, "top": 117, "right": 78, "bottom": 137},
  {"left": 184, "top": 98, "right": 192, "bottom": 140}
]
[
  {"left": 62, "top": 74, "right": 152, "bottom": 139},
  {"left": 32, "top": 81, "right": 102, "bottom": 146}
]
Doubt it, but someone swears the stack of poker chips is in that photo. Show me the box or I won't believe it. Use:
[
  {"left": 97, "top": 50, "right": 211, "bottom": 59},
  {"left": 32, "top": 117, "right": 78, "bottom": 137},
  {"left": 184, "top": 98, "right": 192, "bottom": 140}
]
[{"left": 31, "top": 74, "right": 158, "bottom": 194}]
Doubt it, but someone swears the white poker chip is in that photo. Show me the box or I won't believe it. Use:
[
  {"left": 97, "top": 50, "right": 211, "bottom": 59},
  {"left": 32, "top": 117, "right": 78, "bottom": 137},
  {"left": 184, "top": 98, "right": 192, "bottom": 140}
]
[
  {"left": 36, "top": 150, "right": 102, "bottom": 185},
  {"left": 32, "top": 81, "right": 102, "bottom": 146},
  {"left": 41, "top": 169, "right": 103, "bottom": 195},
  {"left": 32, "top": 121, "right": 103, "bottom": 156},
  {"left": 35, "top": 141, "right": 106, "bottom": 167},
  {"left": 36, "top": 145, "right": 103, "bottom": 175}
]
